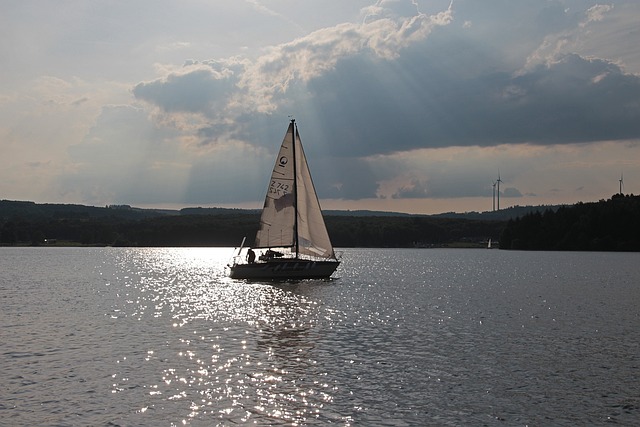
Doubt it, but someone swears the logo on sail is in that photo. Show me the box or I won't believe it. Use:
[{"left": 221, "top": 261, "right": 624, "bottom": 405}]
[{"left": 279, "top": 156, "right": 288, "bottom": 166}]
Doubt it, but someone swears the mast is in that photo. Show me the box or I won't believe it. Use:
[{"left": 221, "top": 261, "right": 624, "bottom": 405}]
[{"left": 291, "top": 119, "right": 299, "bottom": 258}]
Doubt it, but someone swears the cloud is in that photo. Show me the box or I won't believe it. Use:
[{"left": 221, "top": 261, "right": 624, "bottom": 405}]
[
  {"left": 133, "top": 1, "right": 640, "bottom": 164},
  {"left": 127, "top": 4, "right": 640, "bottom": 203},
  {"left": 502, "top": 187, "right": 523, "bottom": 198},
  {"left": 71, "top": 97, "right": 90, "bottom": 106},
  {"left": 134, "top": 2, "right": 453, "bottom": 119},
  {"left": 314, "top": 157, "right": 380, "bottom": 200},
  {"left": 523, "top": 2, "right": 615, "bottom": 71},
  {"left": 583, "top": 4, "right": 614, "bottom": 27},
  {"left": 301, "top": 51, "right": 640, "bottom": 160},
  {"left": 6, "top": 0, "right": 640, "bottom": 211},
  {"left": 133, "top": 60, "right": 242, "bottom": 115},
  {"left": 392, "top": 179, "right": 429, "bottom": 199},
  {"left": 58, "top": 103, "right": 276, "bottom": 205}
]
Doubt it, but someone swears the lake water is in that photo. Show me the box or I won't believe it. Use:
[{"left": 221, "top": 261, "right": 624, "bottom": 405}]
[{"left": 1, "top": 247, "right": 639, "bottom": 426}]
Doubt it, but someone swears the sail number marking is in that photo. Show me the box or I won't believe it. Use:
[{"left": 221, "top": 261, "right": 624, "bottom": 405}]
[{"left": 270, "top": 180, "right": 290, "bottom": 196}]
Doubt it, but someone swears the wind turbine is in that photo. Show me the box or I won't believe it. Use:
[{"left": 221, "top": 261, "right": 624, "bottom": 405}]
[
  {"left": 492, "top": 181, "right": 497, "bottom": 211},
  {"left": 496, "top": 172, "right": 503, "bottom": 211},
  {"left": 619, "top": 172, "right": 624, "bottom": 195}
]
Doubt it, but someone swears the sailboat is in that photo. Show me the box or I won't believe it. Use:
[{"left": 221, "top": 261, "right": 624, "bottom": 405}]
[{"left": 228, "top": 119, "right": 340, "bottom": 280}]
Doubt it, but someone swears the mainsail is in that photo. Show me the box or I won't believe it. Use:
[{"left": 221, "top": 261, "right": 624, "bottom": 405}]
[{"left": 254, "top": 121, "right": 335, "bottom": 259}]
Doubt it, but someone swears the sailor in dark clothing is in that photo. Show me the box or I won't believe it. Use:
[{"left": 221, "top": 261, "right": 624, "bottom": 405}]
[{"left": 247, "top": 248, "right": 256, "bottom": 263}]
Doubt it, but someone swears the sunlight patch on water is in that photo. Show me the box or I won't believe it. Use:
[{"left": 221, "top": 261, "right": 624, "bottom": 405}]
[{"left": 104, "top": 247, "right": 351, "bottom": 425}]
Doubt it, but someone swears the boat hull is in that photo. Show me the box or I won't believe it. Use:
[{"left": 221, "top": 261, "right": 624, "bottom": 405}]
[{"left": 229, "top": 259, "right": 339, "bottom": 280}]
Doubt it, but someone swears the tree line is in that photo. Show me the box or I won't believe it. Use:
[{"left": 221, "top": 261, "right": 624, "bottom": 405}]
[
  {"left": 4, "top": 196, "right": 638, "bottom": 250},
  {"left": 0, "top": 200, "right": 504, "bottom": 247},
  {"left": 499, "top": 194, "right": 640, "bottom": 251}
]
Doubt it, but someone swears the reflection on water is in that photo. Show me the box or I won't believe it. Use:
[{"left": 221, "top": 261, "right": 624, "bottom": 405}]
[
  {"left": 2, "top": 247, "right": 640, "bottom": 426},
  {"left": 106, "top": 248, "right": 350, "bottom": 425}
]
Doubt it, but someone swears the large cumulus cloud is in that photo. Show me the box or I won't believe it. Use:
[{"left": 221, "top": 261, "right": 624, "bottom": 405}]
[
  {"left": 305, "top": 51, "right": 640, "bottom": 157},
  {"left": 133, "top": 1, "right": 640, "bottom": 155},
  {"left": 132, "top": 1, "right": 453, "bottom": 137},
  {"left": 128, "top": 0, "right": 640, "bottom": 202}
]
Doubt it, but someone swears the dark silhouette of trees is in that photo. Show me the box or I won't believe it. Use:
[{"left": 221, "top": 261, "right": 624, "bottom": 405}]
[
  {"left": 9, "top": 197, "right": 640, "bottom": 251},
  {"left": 500, "top": 194, "right": 640, "bottom": 251},
  {"left": 1, "top": 200, "right": 505, "bottom": 247}
]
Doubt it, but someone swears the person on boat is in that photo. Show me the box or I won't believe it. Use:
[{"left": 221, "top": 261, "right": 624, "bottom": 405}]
[
  {"left": 246, "top": 248, "right": 256, "bottom": 264},
  {"left": 260, "top": 249, "right": 283, "bottom": 260}
]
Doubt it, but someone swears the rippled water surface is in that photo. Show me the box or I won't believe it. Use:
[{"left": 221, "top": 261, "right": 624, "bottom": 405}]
[{"left": 2, "top": 247, "right": 640, "bottom": 426}]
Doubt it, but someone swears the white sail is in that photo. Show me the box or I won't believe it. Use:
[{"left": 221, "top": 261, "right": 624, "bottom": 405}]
[
  {"left": 294, "top": 127, "right": 335, "bottom": 258},
  {"left": 255, "top": 123, "right": 296, "bottom": 249},
  {"left": 254, "top": 121, "right": 335, "bottom": 259}
]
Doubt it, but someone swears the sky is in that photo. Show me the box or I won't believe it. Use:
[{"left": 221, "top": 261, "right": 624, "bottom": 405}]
[{"left": 2, "top": 0, "right": 640, "bottom": 214}]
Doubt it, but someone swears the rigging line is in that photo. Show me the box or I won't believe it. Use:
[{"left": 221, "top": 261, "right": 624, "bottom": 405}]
[{"left": 291, "top": 118, "right": 299, "bottom": 258}]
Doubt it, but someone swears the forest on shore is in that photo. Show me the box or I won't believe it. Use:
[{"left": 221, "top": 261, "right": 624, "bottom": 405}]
[
  {"left": 0, "top": 200, "right": 503, "bottom": 248},
  {"left": 499, "top": 194, "right": 640, "bottom": 251},
  {"left": 1, "top": 195, "right": 638, "bottom": 250}
]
